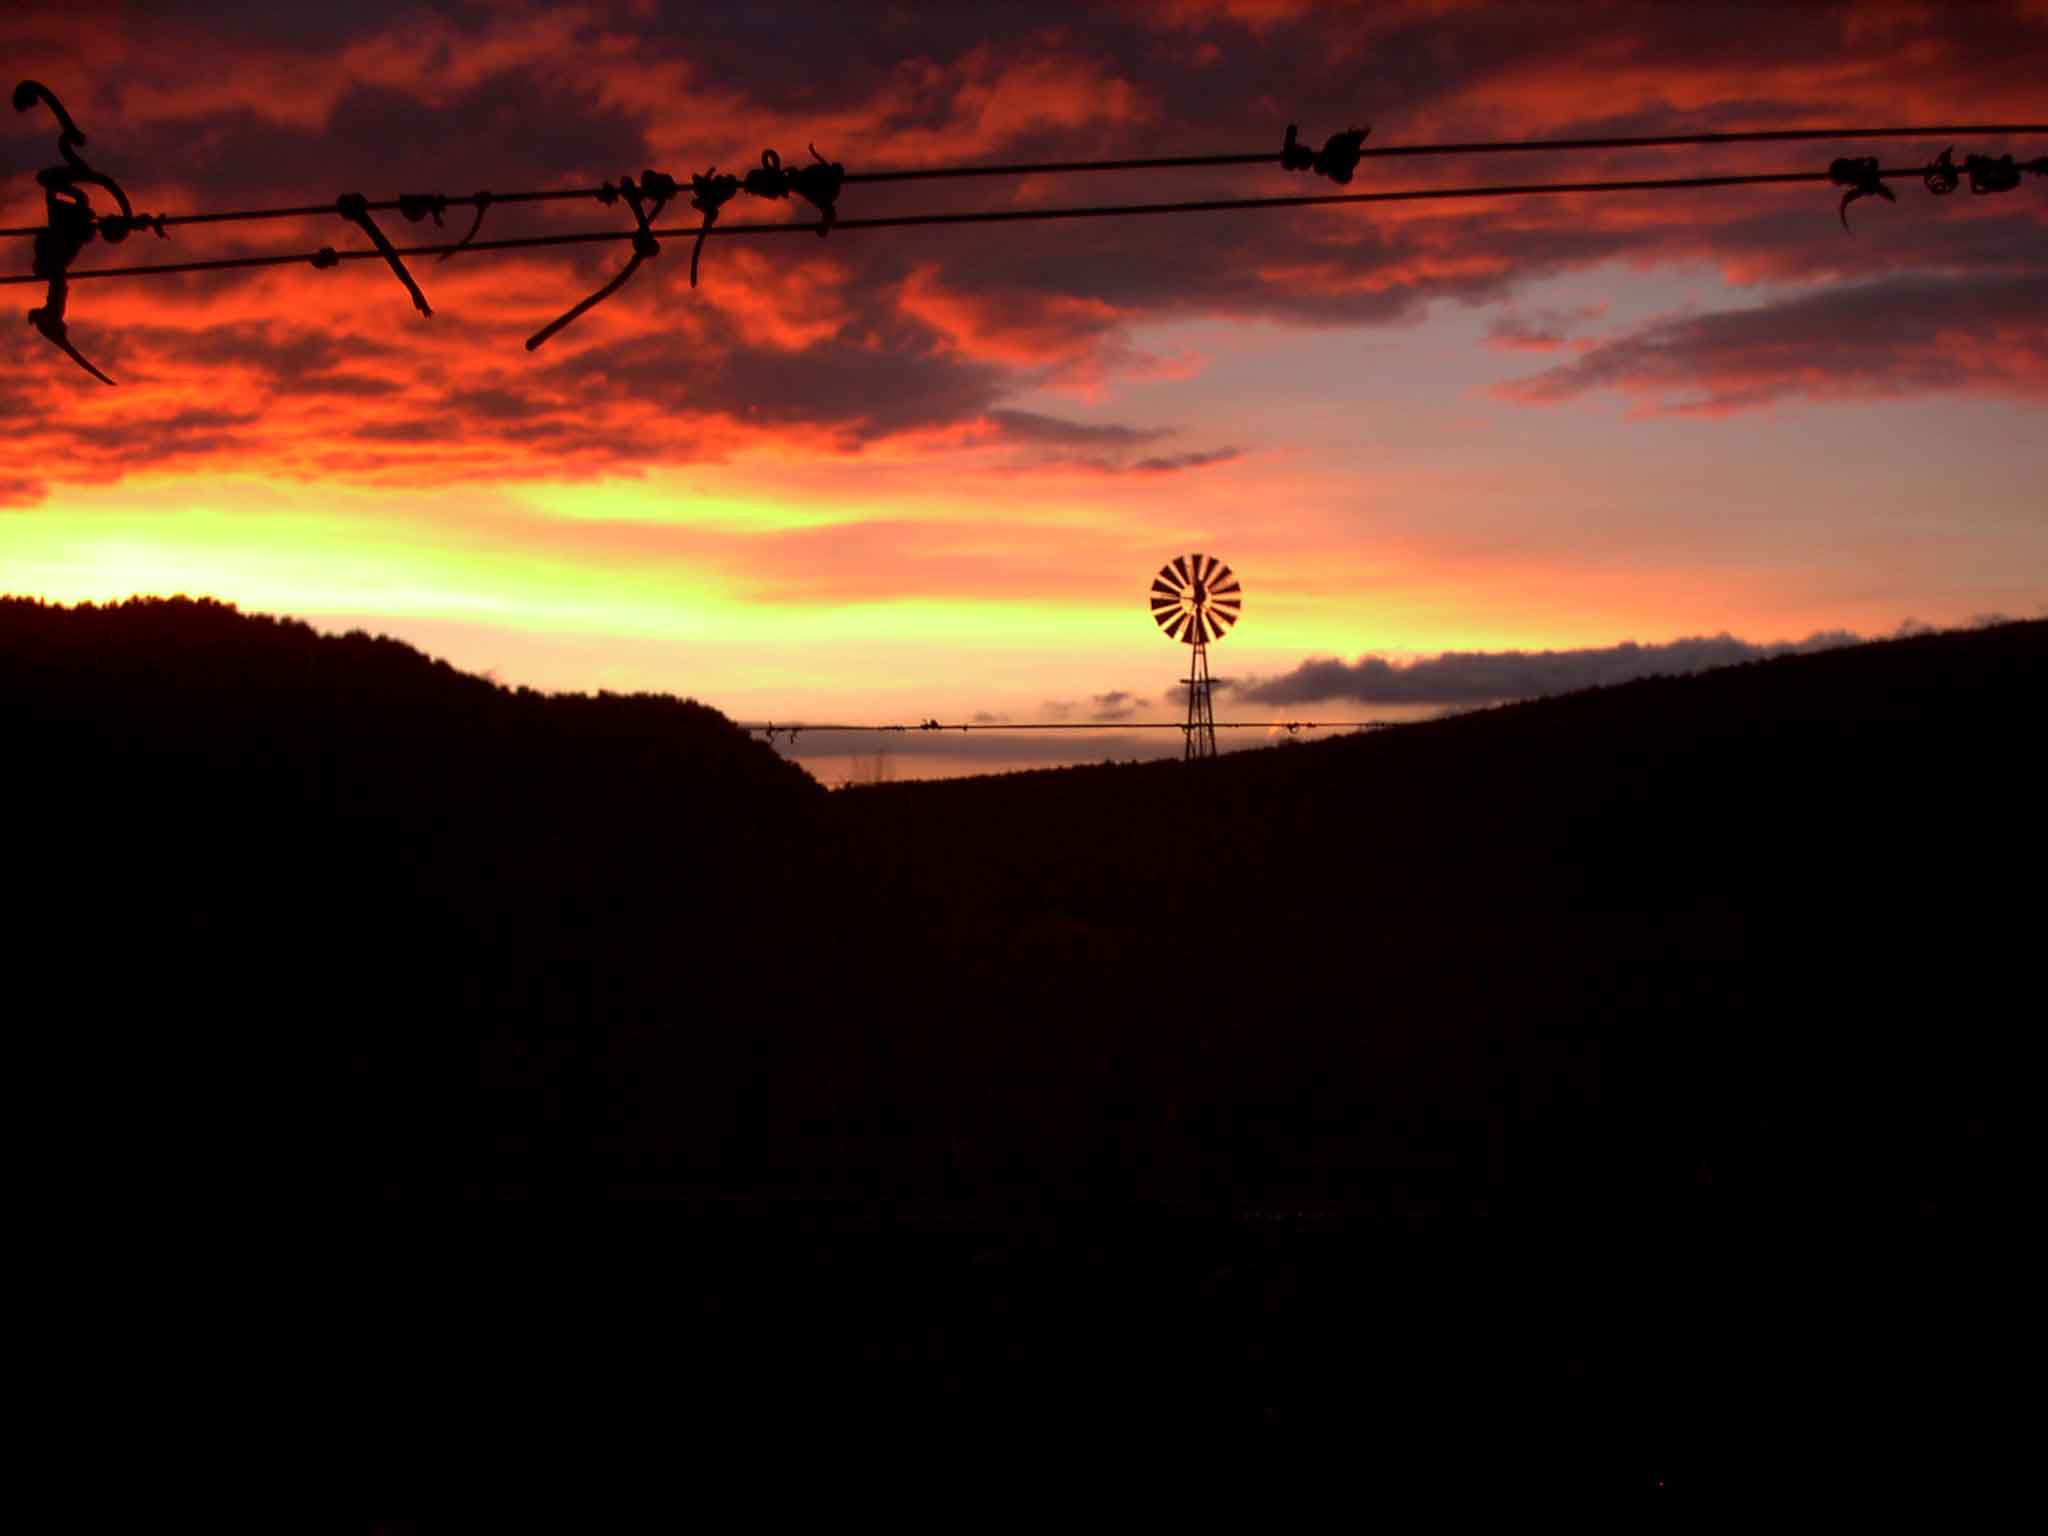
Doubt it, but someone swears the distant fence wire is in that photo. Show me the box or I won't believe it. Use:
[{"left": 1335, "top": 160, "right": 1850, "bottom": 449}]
[{"left": 747, "top": 720, "right": 1399, "bottom": 742}]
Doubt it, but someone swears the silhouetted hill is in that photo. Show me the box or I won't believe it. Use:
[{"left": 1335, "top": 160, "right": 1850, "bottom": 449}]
[
  {"left": 12, "top": 597, "right": 2035, "bottom": 1486},
  {"left": 819, "top": 619, "right": 2039, "bottom": 1212},
  {"left": 7, "top": 595, "right": 823, "bottom": 1192},
  {"left": 8, "top": 596, "right": 2036, "bottom": 1213}
]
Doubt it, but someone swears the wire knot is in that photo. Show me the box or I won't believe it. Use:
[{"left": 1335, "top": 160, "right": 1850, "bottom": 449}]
[
  {"left": 1922, "top": 147, "right": 2041, "bottom": 199},
  {"left": 1924, "top": 147, "right": 1960, "bottom": 196},
  {"left": 310, "top": 246, "right": 340, "bottom": 269},
  {"left": 526, "top": 170, "right": 678, "bottom": 350},
  {"left": 15, "top": 78, "right": 137, "bottom": 384},
  {"left": 689, "top": 168, "right": 740, "bottom": 286},
  {"left": 337, "top": 191, "right": 432, "bottom": 315},
  {"left": 620, "top": 170, "right": 677, "bottom": 258},
  {"left": 636, "top": 169, "right": 680, "bottom": 206},
  {"left": 743, "top": 149, "right": 789, "bottom": 200},
  {"left": 692, "top": 170, "right": 741, "bottom": 216},
  {"left": 440, "top": 191, "right": 493, "bottom": 261},
  {"left": 1963, "top": 152, "right": 2022, "bottom": 195},
  {"left": 1828, "top": 155, "right": 1894, "bottom": 230},
  {"left": 399, "top": 192, "right": 449, "bottom": 226},
  {"left": 97, "top": 210, "right": 167, "bottom": 242},
  {"left": 1283, "top": 123, "right": 1371, "bottom": 184},
  {"left": 789, "top": 144, "right": 844, "bottom": 235}
]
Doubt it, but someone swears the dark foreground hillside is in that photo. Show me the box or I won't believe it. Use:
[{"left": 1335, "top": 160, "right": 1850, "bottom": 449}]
[
  {"left": 828, "top": 618, "right": 2039, "bottom": 1213},
  {"left": 7, "top": 596, "right": 827, "bottom": 1194},
  {"left": 7, "top": 596, "right": 2037, "bottom": 1493}
]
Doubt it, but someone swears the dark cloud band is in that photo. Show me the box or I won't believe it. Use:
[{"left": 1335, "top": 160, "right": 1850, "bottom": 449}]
[{"left": 1236, "top": 631, "right": 1871, "bottom": 706}]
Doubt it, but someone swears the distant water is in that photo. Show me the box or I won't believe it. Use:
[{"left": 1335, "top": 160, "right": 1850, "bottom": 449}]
[{"left": 778, "top": 716, "right": 1436, "bottom": 786}]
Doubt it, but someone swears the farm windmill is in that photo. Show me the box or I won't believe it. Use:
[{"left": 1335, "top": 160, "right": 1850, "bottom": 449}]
[{"left": 1150, "top": 553, "right": 1241, "bottom": 760}]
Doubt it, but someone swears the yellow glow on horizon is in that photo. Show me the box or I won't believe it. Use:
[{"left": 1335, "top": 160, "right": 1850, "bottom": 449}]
[
  {"left": 4, "top": 479, "right": 1892, "bottom": 659},
  {"left": 2, "top": 476, "right": 1178, "bottom": 656},
  {"left": 6, "top": 465, "right": 1993, "bottom": 734},
  {"left": 508, "top": 477, "right": 858, "bottom": 532}
]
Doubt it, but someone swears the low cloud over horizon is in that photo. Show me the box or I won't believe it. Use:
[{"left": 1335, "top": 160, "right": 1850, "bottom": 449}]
[{"left": 1233, "top": 619, "right": 2019, "bottom": 708}]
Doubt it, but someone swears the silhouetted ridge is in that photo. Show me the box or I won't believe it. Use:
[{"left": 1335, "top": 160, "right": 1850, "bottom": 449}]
[
  {"left": 835, "top": 617, "right": 2045, "bottom": 925},
  {"left": 7, "top": 595, "right": 821, "bottom": 1195},
  {"left": 6, "top": 599, "right": 2037, "bottom": 1219},
  {"left": 821, "top": 619, "right": 2040, "bottom": 1210},
  {"left": 11, "top": 595, "right": 2037, "bottom": 1481}
]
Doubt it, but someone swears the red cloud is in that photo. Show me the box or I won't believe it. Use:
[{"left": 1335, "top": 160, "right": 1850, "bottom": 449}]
[
  {"left": 897, "top": 264, "right": 1125, "bottom": 370},
  {"left": 4, "top": 0, "right": 2044, "bottom": 503}
]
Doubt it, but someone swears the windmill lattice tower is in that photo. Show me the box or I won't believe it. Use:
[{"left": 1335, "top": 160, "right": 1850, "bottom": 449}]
[{"left": 1150, "top": 553, "right": 1241, "bottom": 760}]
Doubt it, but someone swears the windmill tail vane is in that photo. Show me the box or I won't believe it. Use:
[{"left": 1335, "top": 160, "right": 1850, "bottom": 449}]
[{"left": 1151, "top": 553, "right": 1241, "bottom": 760}]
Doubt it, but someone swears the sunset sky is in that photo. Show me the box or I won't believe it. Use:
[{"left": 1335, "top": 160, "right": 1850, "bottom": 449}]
[{"left": 5, "top": 1, "right": 2044, "bottom": 781}]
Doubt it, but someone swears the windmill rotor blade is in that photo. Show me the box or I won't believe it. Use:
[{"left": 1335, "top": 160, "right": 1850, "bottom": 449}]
[{"left": 1153, "top": 553, "right": 1240, "bottom": 648}]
